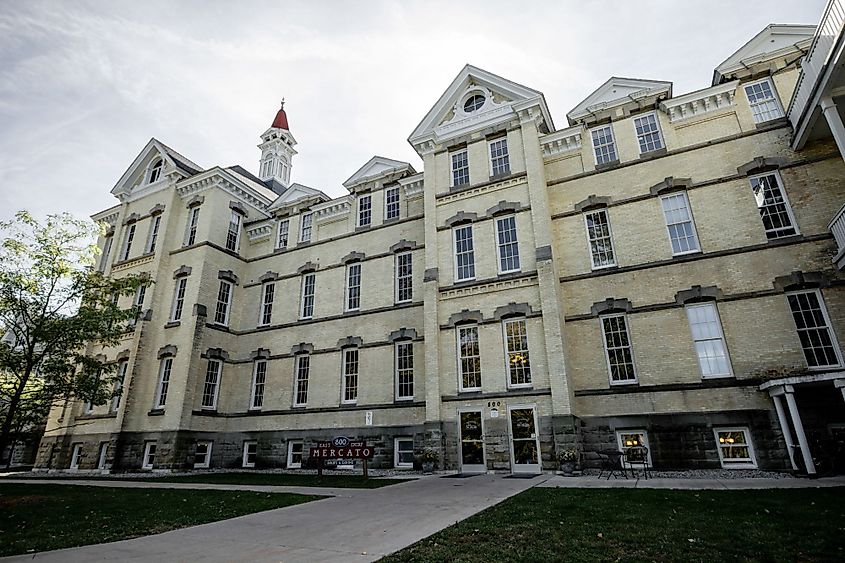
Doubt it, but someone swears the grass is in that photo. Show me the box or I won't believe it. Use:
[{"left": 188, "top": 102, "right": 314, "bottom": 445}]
[
  {"left": 382, "top": 487, "right": 845, "bottom": 562},
  {"left": 0, "top": 483, "right": 320, "bottom": 557}
]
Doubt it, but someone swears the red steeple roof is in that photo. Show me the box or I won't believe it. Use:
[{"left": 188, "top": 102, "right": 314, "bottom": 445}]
[{"left": 271, "top": 100, "right": 290, "bottom": 130}]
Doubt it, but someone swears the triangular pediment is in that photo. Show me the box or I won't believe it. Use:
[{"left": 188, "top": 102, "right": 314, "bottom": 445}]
[
  {"left": 111, "top": 138, "right": 203, "bottom": 198},
  {"left": 343, "top": 156, "right": 416, "bottom": 189},
  {"left": 714, "top": 24, "right": 816, "bottom": 84},
  {"left": 409, "top": 64, "right": 553, "bottom": 150},
  {"left": 567, "top": 77, "right": 672, "bottom": 125},
  {"left": 268, "top": 182, "right": 329, "bottom": 210}
]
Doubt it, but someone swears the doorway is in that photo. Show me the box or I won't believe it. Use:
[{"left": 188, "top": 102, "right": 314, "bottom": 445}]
[
  {"left": 458, "top": 409, "right": 486, "bottom": 473},
  {"left": 508, "top": 405, "right": 541, "bottom": 474}
]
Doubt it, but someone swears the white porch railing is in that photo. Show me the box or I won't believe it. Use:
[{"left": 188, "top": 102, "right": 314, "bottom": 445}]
[{"left": 830, "top": 203, "right": 845, "bottom": 265}]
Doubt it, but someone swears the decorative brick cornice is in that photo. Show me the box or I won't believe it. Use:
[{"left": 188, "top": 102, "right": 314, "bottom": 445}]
[
  {"left": 493, "top": 302, "right": 534, "bottom": 320},
  {"left": 390, "top": 239, "right": 416, "bottom": 253},
  {"left": 591, "top": 298, "right": 633, "bottom": 317},
  {"left": 186, "top": 195, "right": 204, "bottom": 208},
  {"left": 444, "top": 211, "right": 477, "bottom": 228},
  {"left": 251, "top": 348, "right": 271, "bottom": 360},
  {"left": 446, "top": 309, "right": 484, "bottom": 327},
  {"left": 122, "top": 213, "right": 140, "bottom": 225},
  {"left": 574, "top": 194, "right": 611, "bottom": 212},
  {"left": 149, "top": 204, "right": 165, "bottom": 216},
  {"left": 773, "top": 270, "right": 830, "bottom": 292},
  {"left": 649, "top": 177, "right": 692, "bottom": 196},
  {"left": 229, "top": 200, "right": 248, "bottom": 217},
  {"left": 297, "top": 261, "right": 317, "bottom": 274},
  {"left": 675, "top": 285, "right": 724, "bottom": 304},
  {"left": 291, "top": 342, "right": 314, "bottom": 355},
  {"left": 218, "top": 270, "right": 239, "bottom": 285},
  {"left": 173, "top": 265, "right": 192, "bottom": 279},
  {"left": 258, "top": 271, "right": 280, "bottom": 283},
  {"left": 205, "top": 347, "right": 229, "bottom": 360},
  {"left": 341, "top": 251, "right": 365, "bottom": 265},
  {"left": 737, "top": 156, "right": 789, "bottom": 176},
  {"left": 388, "top": 328, "right": 418, "bottom": 342},
  {"left": 157, "top": 345, "right": 177, "bottom": 359},
  {"left": 337, "top": 336, "right": 364, "bottom": 349},
  {"left": 486, "top": 200, "right": 521, "bottom": 217},
  {"left": 116, "top": 349, "right": 131, "bottom": 361}
]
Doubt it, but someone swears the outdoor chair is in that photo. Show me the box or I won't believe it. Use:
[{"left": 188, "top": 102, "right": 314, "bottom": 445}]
[
  {"left": 623, "top": 445, "right": 650, "bottom": 479},
  {"left": 597, "top": 449, "right": 627, "bottom": 480}
]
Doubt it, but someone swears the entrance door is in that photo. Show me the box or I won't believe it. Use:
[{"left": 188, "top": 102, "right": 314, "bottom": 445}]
[
  {"left": 458, "top": 409, "right": 486, "bottom": 473},
  {"left": 508, "top": 405, "right": 541, "bottom": 474}
]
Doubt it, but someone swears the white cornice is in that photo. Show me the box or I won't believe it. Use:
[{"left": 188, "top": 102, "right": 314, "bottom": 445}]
[
  {"left": 540, "top": 126, "right": 583, "bottom": 158},
  {"left": 314, "top": 196, "right": 352, "bottom": 222},
  {"left": 91, "top": 205, "right": 121, "bottom": 225},
  {"left": 246, "top": 221, "right": 273, "bottom": 243},
  {"left": 175, "top": 168, "right": 273, "bottom": 217},
  {"left": 399, "top": 172, "right": 424, "bottom": 197},
  {"left": 660, "top": 81, "right": 738, "bottom": 123}
]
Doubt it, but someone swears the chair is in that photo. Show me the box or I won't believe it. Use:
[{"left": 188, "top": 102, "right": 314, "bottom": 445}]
[
  {"left": 597, "top": 449, "right": 627, "bottom": 480},
  {"left": 623, "top": 446, "right": 650, "bottom": 479}
]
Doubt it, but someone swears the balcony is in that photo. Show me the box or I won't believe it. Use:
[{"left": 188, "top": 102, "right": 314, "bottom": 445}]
[{"left": 831, "top": 203, "right": 845, "bottom": 270}]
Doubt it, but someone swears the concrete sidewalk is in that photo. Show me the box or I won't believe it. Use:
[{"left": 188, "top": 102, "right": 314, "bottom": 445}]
[
  {"left": 0, "top": 473, "right": 545, "bottom": 562},
  {"left": 540, "top": 474, "right": 845, "bottom": 489}
]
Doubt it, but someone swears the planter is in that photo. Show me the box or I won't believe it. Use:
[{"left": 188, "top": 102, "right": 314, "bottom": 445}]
[
  {"left": 422, "top": 461, "right": 435, "bottom": 474},
  {"left": 559, "top": 461, "right": 576, "bottom": 476}
]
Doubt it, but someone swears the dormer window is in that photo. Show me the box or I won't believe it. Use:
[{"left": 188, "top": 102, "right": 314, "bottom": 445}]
[
  {"left": 463, "top": 93, "right": 485, "bottom": 113},
  {"left": 148, "top": 159, "right": 163, "bottom": 183}
]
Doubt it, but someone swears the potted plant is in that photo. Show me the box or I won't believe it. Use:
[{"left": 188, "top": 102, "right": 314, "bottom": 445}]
[
  {"left": 557, "top": 448, "right": 580, "bottom": 476},
  {"left": 420, "top": 450, "right": 438, "bottom": 474}
]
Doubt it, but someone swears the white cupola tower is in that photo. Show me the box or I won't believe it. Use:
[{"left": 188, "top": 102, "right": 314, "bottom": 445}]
[{"left": 258, "top": 100, "right": 297, "bottom": 189}]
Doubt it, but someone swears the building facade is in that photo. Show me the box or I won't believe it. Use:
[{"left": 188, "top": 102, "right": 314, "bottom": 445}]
[{"left": 36, "top": 18, "right": 845, "bottom": 475}]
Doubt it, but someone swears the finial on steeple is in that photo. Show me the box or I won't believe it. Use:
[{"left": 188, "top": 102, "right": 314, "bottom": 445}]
[
  {"left": 280, "top": 98, "right": 285, "bottom": 109},
  {"left": 271, "top": 99, "right": 290, "bottom": 130}
]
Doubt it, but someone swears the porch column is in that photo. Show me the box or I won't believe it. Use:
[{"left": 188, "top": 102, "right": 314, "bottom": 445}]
[
  {"left": 820, "top": 97, "right": 845, "bottom": 163},
  {"left": 769, "top": 391, "right": 798, "bottom": 471},
  {"left": 835, "top": 379, "right": 845, "bottom": 405},
  {"left": 782, "top": 385, "right": 816, "bottom": 475}
]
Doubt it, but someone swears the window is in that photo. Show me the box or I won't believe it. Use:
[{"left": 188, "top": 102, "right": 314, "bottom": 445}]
[
  {"left": 148, "top": 159, "right": 163, "bottom": 183},
  {"left": 287, "top": 440, "right": 303, "bottom": 469},
  {"left": 120, "top": 224, "right": 136, "bottom": 261},
  {"left": 395, "top": 437, "right": 414, "bottom": 468},
  {"left": 495, "top": 216, "right": 520, "bottom": 274},
  {"left": 590, "top": 125, "right": 617, "bottom": 165},
  {"left": 185, "top": 207, "right": 200, "bottom": 246},
  {"left": 358, "top": 194, "right": 372, "bottom": 227},
  {"left": 601, "top": 314, "right": 637, "bottom": 384},
  {"left": 293, "top": 355, "right": 310, "bottom": 406},
  {"left": 345, "top": 263, "right": 361, "bottom": 311},
  {"left": 686, "top": 303, "right": 732, "bottom": 377},
  {"left": 214, "top": 280, "right": 233, "bottom": 326},
  {"left": 584, "top": 209, "right": 616, "bottom": 269},
  {"left": 277, "top": 219, "right": 289, "bottom": 249},
  {"left": 170, "top": 278, "right": 187, "bottom": 322},
  {"left": 395, "top": 252, "right": 413, "bottom": 303},
  {"left": 300, "top": 273, "right": 315, "bottom": 319},
  {"left": 97, "top": 442, "right": 109, "bottom": 470},
  {"left": 396, "top": 341, "right": 414, "bottom": 400},
  {"left": 250, "top": 360, "right": 267, "bottom": 409},
  {"left": 342, "top": 348, "right": 359, "bottom": 404},
  {"left": 453, "top": 225, "right": 475, "bottom": 281},
  {"left": 744, "top": 79, "right": 783, "bottom": 124},
  {"left": 451, "top": 149, "right": 469, "bottom": 187},
  {"left": 201, "top": 359, "right": 222, "bottom": 409},
  {"left": 135, "top": 283, "right": 147, "bottom": 309},
  {"left": 111, "top": 361, "right": 128, "bottom": 412},
  {"left": 660, "top": 192, "right": 700, "bottom": 255},
  {"left": 154, "top": 357, "right": 173, "bottom": 409},
  {"left": 194, "top": 441, "right": 212, "bottom": 469},
  {"left": 714, "top": 427, "right": 757, "bottom": 468},
  {"left": 385, "top": 187, "right": 400, "bottom": 220},
  {"left": 616, "top": 430, "right": 652, "bottom": 466},
  {"left": 633, "top": 113, "right": 664, "bottom": 153},
  {"left": 69, "top": 444, "right": 82, "bottom": 470},
  {"left": 464, "top": 94, "right": 485, "bottom": 113},
  {"left": 226, "top": 211, "right": 242, "bottom": 252},
  {"left": 457, "top": 325, "right": 482, "bottom": 391},
  {"left": 142, "top": 442, "right": 156, "bottom": 470},
  {"left": 299, "top": 212, "right": 313, "bottom": 243},
  {"left": 99, "top": 236, "right": 113, "bottom": 271},
  {"left": 787, "top": 290, "right": 843, "bottom": 369},
  {"left": 503, "top": 319, "right": 531, "bottom": 387},
  {"left": 242, "top": 441, "right": 257, "bottom": 468},
  {"left": 489, "top": 138, "right": 510, "bottom": 177},
  {"left": 145, "top": 215, "right": 161, "bottom": 254},
  {"left": 259, "top": 283, "right": 275, "bottom": 326},
  {"left": 749, "top": 172, "right": 798, "bottom": 239}
]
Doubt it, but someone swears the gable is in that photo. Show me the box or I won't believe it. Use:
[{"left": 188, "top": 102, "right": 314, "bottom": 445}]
[
  {"left": 343, "top": 156, "right": 416, "bottom": 189},
  {"left": 268, "top": 182, "right": 329, "bottom": 210},
  {"left": 713, "top": 24, "right": 816, "bottom": 84},
  {"left": 567, "top": 77, "right": 672, "bottom": 125},
  {"left": 111, "top": 138, "right": 203, "bottom": 199}
]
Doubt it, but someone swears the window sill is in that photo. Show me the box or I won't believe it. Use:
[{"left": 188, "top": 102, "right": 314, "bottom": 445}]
[
  {"left": 609, "top": 380, "right": 639, "bottom": 387},
  {"left": 594, "top": 159, "right": 620, "bottom": 171},
  {"left": 671, "top": 250, "right": 702, "bottom": 259},
  {"left": 292, "top": 405, "right": 307, "bottom": 410},
  {"left": 638, "top": 147, "right": 667, "bottom": 159},
  {"left": 164, "top": 321, "right": 181, "bottom": 329},
  {"left": 383, "top": 216, "right": 401, "bottom": 224},
  {"left": 355, "top": 224, "right": 372, "bottom": 232},
  {"left": 755, "top": 116, "right": 788, "bottom": 130},
  {"left": 488, "top": 171, "right": 512, "bottom": 182},
  {"left": 458, "top": 388, "right": 482, "bottom": 394},
  {"left": 147, "top": 409, "right": 165, "bottom": 416},
  {"left": 591, "top": 264, "right": 618, "bottom": 272},
  {"left": 200, "top": 407, "right": 218, "bottom": 413},
  {"left": 395, "top": 397, "right": 415, "bottom": 402},
  {"left": 297, "top": 240, "right": 312, "bottom": 247},
  {"left": 498, "top": 269, "right": 522, "bottom": 276}
]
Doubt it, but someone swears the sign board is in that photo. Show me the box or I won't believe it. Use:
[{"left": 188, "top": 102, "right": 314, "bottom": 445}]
[
  {"left": 309, "top": 436, "right": 374, "bottom": 460},
  {"left": 365, "top": 411, "right": 373, "bottom": 426}
]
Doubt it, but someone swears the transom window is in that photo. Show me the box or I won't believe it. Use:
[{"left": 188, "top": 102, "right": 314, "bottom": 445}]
[
  {"left": 259, "top": 282, "right": 275, "bottom": 326},
  {"left": 342, "top": 348, "right": 359, "bottom": 404},
  {"left": 170, "top": 278, "right": 187, "bottom": 322},
  {"left": 660, "top": 192, "right": 700, "bottom": 255},
  {"left": 633, "top": 113, "right": 664, "bottom": 153},
  {"left": 396, "top": 341, "right": 414, "bottom": 400},
  {"left": 300, "top": 273, "right": 315, "bottom": 319},
  {"left": 242, "top": 441, "right": 257, "bottom": 468},
  {"left": 395, "top": 252, "right": 413, "bottom": 303},
  {"left": 395, "top": 437, "right": 414, "bottom": 468},
  {"left": 251, "top": 359, "right": 267, "bottom": 409},
  {"left": 226, "top": 211, "right": 242, "bottom": 252},
  {"left": 201, "top": 359, "right": 222, "bottom": 409},
  {"left": 287, "top": 440, "right": 304, "bottom": 468},
  {"left": 457, "top": 325, "right": 482, "bottom": 391},
  {"left": 299, "top": 212, "right": 313, "bottom": 243},
  {"left": 744, "top": 79, "right": 783, "bottom": 123},
  {"left": 453, "top": 225, "right": 476, "bottom": 281},
  {"left": 194, "top": 441, "right": 212, "bottom": 469},
  {"left": 686, "top": 303, "right": 732, "bottom": 377},
  {"left": 358, "top": 194, "right": 372, "bottom": 227},
  {"left": 495, "top": 216, "right": 520, "bottom": 274},
  {"left": 277, "top": 219, "right": 290, "bottom": 249},
  {"left": 590, "top": 125, "right": 617, "bottom": 165},
  {"left": 463, "top": 93, "right": 485, "bottom": 113},
  {"left": 155, "top": 357, "right": 172, "bottom": 409},
  {"left": 749, "top": 172, "right": 798, "bottom": 239},
  {"left": 714, "top": 427, "right": 757, "bottom": 468},
  {"left": 346, "top": 263, "right": 361, "bottom": 311},
  {"left": 214, "top": 280, "right": 233, "bottom": 326},
  {"left": 451, "top": 149, "right": 469, "bottom": 187},
  {"left": 504, "top": 319, "right": 531, "bottom": 387},
  {"left": 145, "top": 215, "right": 161, "bottom": 254},
  {"left": 584, "top": 209, "right": 616, "bottom": 269},
  {"left": 186, "top": 207, "right": 200, "bottom": 246},
  {"left": 120, "top": 224, "right": 136, "bottom": 262},
  {"left": 142, "top": 442, "right": 156, "bottom": 470},
  {"left": 294, "top": 355, "right": 310, "bottom": 406},
  {"left": 601, "top": 314, "right": 637, "bottom": 384},
  {"left": 385, "top": 187, "right": 400, "bottom": 220},
  {"left": 786, "top": 290, "right": 842, "bottom": 369},
  {"left": 489, "top": 138, "right": 510, "bottom": 177}
]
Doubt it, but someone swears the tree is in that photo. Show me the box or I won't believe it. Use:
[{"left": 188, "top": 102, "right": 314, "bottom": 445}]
[{"left": 0, "top": 211, "right": 148, "bottom": 463}]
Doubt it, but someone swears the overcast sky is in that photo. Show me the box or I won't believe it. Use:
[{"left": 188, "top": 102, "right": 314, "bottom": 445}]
[{"left": 0, "top": 0, "right": 825, "bottom": 222}]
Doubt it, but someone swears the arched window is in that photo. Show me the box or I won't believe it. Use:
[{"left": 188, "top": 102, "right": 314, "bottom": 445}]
[
  {"left": 262, "top": 156, "right": 274, "bottom": 178},
  {"left": 148, "top": 159, "right": 163, "bottom": 183},
  {"left": 279, "top": 156, "right": 289, "bottom": 181}
]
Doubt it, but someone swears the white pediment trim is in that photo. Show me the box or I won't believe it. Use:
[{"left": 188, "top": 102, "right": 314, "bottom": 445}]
[
  {"left": 342, "top": 156, "right": 416, "bottom": 188},
  {"left": 268, "top": 183, "right": 329, "bottom": 210},
  {"left": 111, "top": 138, "right": 201, "bottom": 200},
  {"left": 174, "top": 167, "right": 274, "bottom": 217},
  {"left": 713, "top": 24, "right": 816, "bottom": 85},
  {"left": 567, "top": 77, "right": 672, "bottom": 124}
]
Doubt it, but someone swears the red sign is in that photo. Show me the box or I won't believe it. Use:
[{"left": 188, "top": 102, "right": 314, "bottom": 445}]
[{"left": 309, "top": 437, "right": 373, "bottom": 460}]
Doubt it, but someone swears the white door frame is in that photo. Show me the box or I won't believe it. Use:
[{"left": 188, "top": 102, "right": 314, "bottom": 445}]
[
  {"left": 507, "top": 403, "right": 541, "bottom": 474},
  {"left": 457, "top": 407, "right": 486, "bottom": 473}
]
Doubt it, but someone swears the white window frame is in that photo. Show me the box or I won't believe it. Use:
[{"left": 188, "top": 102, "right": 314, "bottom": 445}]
[
  {"left": 250, "top": 359, "right": 267, "bottom": 410},
  {"left": 148, "top": 159, "right": 163, "bottom": 183},
  {"left": 277, "top": 219, "right": 290, "bottom": 249},
  {"left": 170, "top": 278, "right": 187, "bottom": 322},
  {"left": 494, "top": 215, "right": 521, "bottom": 274},
  {"left": 185, "top": 207, "right": 200, "bottom": 246},
  {"left": 583, "top": 208, "right": 617, "bottom": 270},
  {"left": 145, "top": 215, "right": 161, "bottom": 254},
  {"left": 713, "top": 427, "right": 757, "bottom": 469},
  {"left": 488, "top": 137, "right": 510, "bottom": 177},
  {"left": 503, "top": 318, "right": 532, "bottom": 388},
  {"left": 300, "top": 272, "right": 315, "bottom": 319},
  {"left": 384, "top": 186, "right": 400, "bottom": 220},
  {"left": 154, "top": 357, "right": 173, "bottom": 409},
  {"left": 743, "top": 78, "right": 784, "bottom": 124},
  {"left": 214, "top": 280, "right": 233, "bottom": 326},
  {"left": 201, "top": 359, "right": 222, "bottom": 410},
  {"left": 120, "top": 224, "right": 136, "bottom": 262},
  {"left": 600, "top": 313, "right": 638, "bottom": 385},
  {"left": 97, "top": 442, "right": 109, "bottom": 470},
  {"left": 457, "top": 325, "right": 482, "bottom": 392},
  {"left": 287, "top": 440, "right": 304, "bottom": 469},
  {"left": 453, "top": 224, "right": 476, "bottom": 282},
  {"left": 394, "top": 437, "right": 415, "bottom": 468},
  {"left": 194, "top": 441, "right": 212, "bottom": 469},
  {"left": 660, "top": 192, "right": 700, "bottom": 256},
  {"left": 142, "top": 441, "right": 156, "bottom": 470},
  {"left": 590, "top": 124, "right": 618, "bottom": 166},
  {"left": 395, "top": 252, "right": 413, "bottom": 303},
  {"left": 345, "top": 263, "right": 362, "bottom": 312},
  {"left": 633, "top": 112, "right": 664, "bottom": 154},
  {"left": 293, "top": 354, "right": 310, "bottom": 407},
  {"left": 395, "top": 341, "right": 414, "bottom": 400},
  {"left": 615, "top": 429, "right": 653, "bottom": 466},
  {"left": 226, "top": 210, "right": 242, "bottom": 253},
  {"left": 111, "top": 360, "right": 128, "bottom": 412},
  {"left": 450, "top": 148, "right": 469, "bottom": 187},
  {"left": 685, "top": 302, "right": 733, "bottom": 378},
  {"left": 748, "top": 171, "right": 799, "bottom": 239},
  {"left": 341, "top": 348, "right": 359, "bottom": 405},
  {"left": 134, "top": 283, "right": 147, "bottom": 309},
  {"left": 259, "top": 282, "right": 275, "bottom": 326},
  {"left": 99, "top": 236, "right": 113, "bottom": 272},
  {"left": 786, "top": 289, "right": 844, "bottom": 370},
  {"left": 299, "top": 212, "right": 313, "bottom": 243},
  {"left": 69, "top": 443, "right": 82, "bottom": 470},
  {"left": 357, "top": 194, "right": 372, "bottom": 227},
  {"left": 242, "top": 441, "right": 258, "bottom": 468}
]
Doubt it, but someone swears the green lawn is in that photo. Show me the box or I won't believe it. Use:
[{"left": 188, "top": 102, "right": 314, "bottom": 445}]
[
  {"left": 382, "top": 487, "right": 845, "bottom": 562},
  {"left": 0, "top": 483, "right": 319, "bottom": 557},
  {"left": 152, "top": 472, "right": 412, "bottom": 488}
]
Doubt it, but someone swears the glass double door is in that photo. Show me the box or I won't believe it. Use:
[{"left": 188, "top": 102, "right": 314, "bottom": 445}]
[
  {"left": 458, "top": 409, "right": 486, "bottom": 473},
  {"left": 509, "top": 405, "right": 541, "bottom": 474}
]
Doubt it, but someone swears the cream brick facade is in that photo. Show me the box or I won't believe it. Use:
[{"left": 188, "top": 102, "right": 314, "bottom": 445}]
[{"left": 37, "top": 23, "right": 845, "bottom": 474}]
